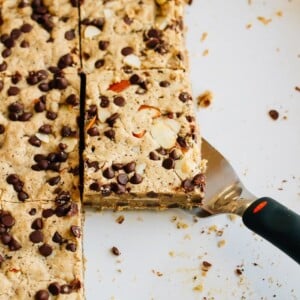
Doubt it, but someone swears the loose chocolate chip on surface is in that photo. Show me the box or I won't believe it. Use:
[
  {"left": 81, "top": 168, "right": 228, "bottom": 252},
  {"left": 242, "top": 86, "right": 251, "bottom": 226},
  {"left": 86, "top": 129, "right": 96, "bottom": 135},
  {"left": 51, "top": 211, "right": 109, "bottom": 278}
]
[
  {"left": 269, "top": 109, "right": 279, "bottom": 120},
  {"left": 39, "top": 243, "right": 53, "bottom": 257},
  {"left": 111, "top": 246, "right": 121, "bottom": 256},
  {"left": 162, "top": 158, "right": 175, "bottom": 169},
  {"left": 0, "top": 61, "right": 8, "bottom": 71},
  {"left": 112, "top": 163, "right": 123, "bottom": 171},
  {"left": 29, "top": 230, "right": 44, "bottom": 243},
  {"left": 130, "top": 173, "right": 143, "bottom": 184}
]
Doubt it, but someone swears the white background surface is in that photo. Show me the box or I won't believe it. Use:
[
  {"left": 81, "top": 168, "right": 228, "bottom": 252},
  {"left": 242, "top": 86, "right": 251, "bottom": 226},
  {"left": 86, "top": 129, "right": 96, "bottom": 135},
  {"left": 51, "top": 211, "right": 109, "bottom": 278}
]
[{"left": 84, "top": 1, "right": 300, "bottom": 299}]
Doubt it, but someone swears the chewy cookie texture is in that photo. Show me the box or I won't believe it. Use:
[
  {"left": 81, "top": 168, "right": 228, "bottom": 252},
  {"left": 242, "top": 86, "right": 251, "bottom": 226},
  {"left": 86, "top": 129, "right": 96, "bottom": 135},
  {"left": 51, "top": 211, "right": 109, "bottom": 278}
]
[{"left": 83, "top": 69, "right": 205, "bottom": 208}]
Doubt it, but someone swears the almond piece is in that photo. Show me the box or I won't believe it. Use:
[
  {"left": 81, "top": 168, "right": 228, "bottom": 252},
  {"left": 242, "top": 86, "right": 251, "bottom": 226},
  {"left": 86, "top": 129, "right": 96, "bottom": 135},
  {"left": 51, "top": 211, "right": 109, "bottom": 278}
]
[
  {"left": 138, "top": 105, "right": 161, "bottom": 118},
  {"left": 35, "top": 133, "right": 49, "bottom": 143},
  {"left": 84, "top": 26, "right": 101, "bottom": 39},
  {"left": 132, "top": 130, "right": 146, "bottom": 138},
  {"left": 61, "top": 137, "right": 77, "bottom": 152}
]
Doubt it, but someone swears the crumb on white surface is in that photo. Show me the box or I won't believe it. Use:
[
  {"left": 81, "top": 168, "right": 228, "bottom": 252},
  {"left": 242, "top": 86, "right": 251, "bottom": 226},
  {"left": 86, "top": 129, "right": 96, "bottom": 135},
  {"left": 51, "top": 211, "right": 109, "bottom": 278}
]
[{"left": 197, "top": 90, "right": 213, "bottom": 108}]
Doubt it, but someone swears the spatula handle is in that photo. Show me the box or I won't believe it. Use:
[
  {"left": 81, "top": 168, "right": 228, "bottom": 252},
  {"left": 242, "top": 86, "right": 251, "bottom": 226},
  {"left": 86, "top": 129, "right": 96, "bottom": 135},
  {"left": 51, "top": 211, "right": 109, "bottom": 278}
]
[{"left": 242, "top": 197, "right": 300, "bottom": 264}]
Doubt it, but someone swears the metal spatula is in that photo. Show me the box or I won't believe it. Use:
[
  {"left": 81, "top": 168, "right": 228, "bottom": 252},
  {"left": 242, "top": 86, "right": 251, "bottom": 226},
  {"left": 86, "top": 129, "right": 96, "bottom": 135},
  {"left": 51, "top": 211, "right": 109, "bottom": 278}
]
[{"left": 191, "top": 139, "right": 300, "bottom": 263}]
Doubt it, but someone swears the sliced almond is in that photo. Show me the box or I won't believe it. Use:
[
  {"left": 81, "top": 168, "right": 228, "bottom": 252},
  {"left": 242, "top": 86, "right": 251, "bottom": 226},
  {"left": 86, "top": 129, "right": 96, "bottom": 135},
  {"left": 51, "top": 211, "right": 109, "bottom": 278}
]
[
  {"left": 84, "top": 25, "right": 101, "bottom": 38},
  {"left": 132, "top": 130, "right": 146, "bottom": 138},
  {"left": 97, "top": 109, "right": 111, "bottom": 123},
  {"left": 123, "top": 54, "right": 141, "bottom": 69},
  {"left": 164, "top": 118, "right": 181, "bottom": 133},
  {"left": 138, "top": 105, "right": 161, "bottom": 118},
  {"left": 136, "top": 163, "right": 146, "bottom": 175},
  {"left": 155, "top": 16, "right": 169, "bottom": 30},
  {"left": 61, "top": 137, "right": 77, "bottom": 152},
  {"left": 35, "top": 133, "right": 49, "bottom": 143}
]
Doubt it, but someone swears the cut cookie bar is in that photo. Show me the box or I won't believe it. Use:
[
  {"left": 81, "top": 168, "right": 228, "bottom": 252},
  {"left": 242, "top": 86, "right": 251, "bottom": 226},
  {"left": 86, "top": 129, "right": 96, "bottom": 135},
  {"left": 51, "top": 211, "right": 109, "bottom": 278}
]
[
  {"left": 0, "top": 0, "right": 80, "bottom": 76},
  {"left": 0, "top": 200, "right": 84, "bottom": 299},
  {"left": 0, "top": 72, "right": 80, "bottom": 203},
  {"left": 80, "top": 0, "right": 188, "bottom": 72},
  {"left": 83, "top": 69, "right": 205, "bottom": 209}
]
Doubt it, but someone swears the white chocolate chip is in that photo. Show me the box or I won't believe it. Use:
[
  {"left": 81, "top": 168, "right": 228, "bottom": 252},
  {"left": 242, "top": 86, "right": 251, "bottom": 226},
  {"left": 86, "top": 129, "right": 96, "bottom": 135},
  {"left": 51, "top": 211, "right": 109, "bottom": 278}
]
[
  {"left": 123, "top": 54, "right": 141, "bottom": 69},
  {"left": 150, "top": 119, "right": 179, "bottom": 149},
  {"left": 35, "top": 133, "right": 49, "bottom": 143},
  {"left": 84, "top": 26, "right": 101, "bottom": 38}
]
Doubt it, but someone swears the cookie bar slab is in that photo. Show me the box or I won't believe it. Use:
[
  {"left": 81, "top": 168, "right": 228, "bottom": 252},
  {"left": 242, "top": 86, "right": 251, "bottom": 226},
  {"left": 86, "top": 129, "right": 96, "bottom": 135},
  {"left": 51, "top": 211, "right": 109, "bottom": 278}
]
[
  {"left": 83, "top": 69, "right": 205, "bottom": 209},
  {"left": 80, "top": 0, "right": 188, "bottom": 73},
  {"left": 0, "top": 0, "right": 80, "bottom": 76},
  {"left": 0, "top": 72, "right": 80, "bottom": 203},
  {"left": 0, "top": 200, "right": 84, "bottom": 300}
]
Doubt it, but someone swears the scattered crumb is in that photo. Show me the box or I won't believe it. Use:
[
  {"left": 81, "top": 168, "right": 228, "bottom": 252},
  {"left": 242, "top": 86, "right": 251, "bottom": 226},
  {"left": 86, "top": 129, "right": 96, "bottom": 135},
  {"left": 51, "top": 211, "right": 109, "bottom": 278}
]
[
  {"left": 248, "top": 0, "right": 252, "bottom": 5},
  {"left": 217, "top": 239, "right": 226, "bottom": 248},
  {"left": 171, "top": 216, "right": 178, "bottom": 223},
  {"left": 184, "top": 234, "right": 191, "bottom": 240},
  {"left": 201, "top": 261, "right": 212, "bottom": 273},
  {"left": 200, "top": 32, "right": 208, "bottom": 42},
  {"left": 193, "top": 216, "right": 198, "bottom": 223},
  {"left": 295, "top": 86, "right": 300, "bottom": 92},
  {"left": 116, "top": 269, "right": 122, "bottom": 273},
  {"left": 193, "top": 283, "right": 204, "bottom": 292},
  {"left": 111, "top": 246, "right": 121, "bottom": 256},
  {"left": 235, "top": 264, "right": 245, "bottom": 276},
  {"left": 276, "top": 48, "right": 280, "bottom": 52},
  {"left": 177, "top": 221, "right": 189, "bottom": 229},
  {"left": 257, "top": 16, "right": 272, "bottom": 25},
  {"left": 169, "top": 251, "right": 175, "bottom": 257},
  {"left": 197, "top": 90, "right": 213, "bottom": 108},
  {"left": 228, "top": 214, "right": 237, "bottom": 222},
  {"left": 216, "top": 230, "right": 223, "bottom": 237},
  {"left": 268, "top": 109, "right": 279, "bottom": 120},
  {"left": 115, "top": 215, "right": 125, "bottom": 224},
  {"left": 245, "top": 23, "right": 252, "bottom": 29},
  {"left": 276, "top": 10, "right": 283, "bottom": 17},
  {"left": 136, "top": 216, "right": 144, "bottom": 222},
  {"left": 208, "top": 225, "right": 217, "bottom": 233},
  {"left": 152, "top": 270, "right": 163, "bottom": 277},
  {"left": 202, "top": 49, "right": 209, "bottom": 56}
]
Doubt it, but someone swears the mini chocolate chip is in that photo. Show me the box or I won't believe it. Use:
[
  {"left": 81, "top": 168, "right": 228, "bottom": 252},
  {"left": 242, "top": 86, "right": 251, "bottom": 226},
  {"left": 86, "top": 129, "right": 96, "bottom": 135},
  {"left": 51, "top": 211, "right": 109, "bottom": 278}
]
[
  {"left": 159, "top": 80, "right": 170, "bottom": 87},
  {"left": 71, "top": 225, "right": 81, "bottom": 238},
  {"left": 1, "top": 233, "right": 12, "bottom": 245},
  {"left": 95, "top": 59, "right": 105, "bottom": 68},
  {"left": 58, "top": 53, "right": 73, "bottom": 69},
  {"left": 169, "top": 149, "right": 181, "bottom": 160},
  {"left": 149, "top": 151, "right": 160, "bottom": 160},
  {"left": 113, "top": 96, "right": 126, "bottom": 107},
  {"left": 6, "top": 174, "right": 20, "bottom": 185},
  {"left": 162, "top": 158, "right": 175, "bottom": 169},
  {"left": 37, "top": 159, "right": 49, "bottom": 170},
  {"left": 0, "top": 80, "right": 3, "bottom": 91},
  {"left": 192, "top": 173, "right": 205, "bottom": 187},
  {"left": 123, "top": 14, "right": 133, "bottom": 25},
  {"left": 66, "top": 242, "right": 77, "bottom": 252},
  {"left": 111, "top": 246, "right": 121, "bottom": 256},
  {"left": 19, "top": 112, "right": 33, "bottom": 121},
  {"left": 10, "top": 28, "right": 22, "bottom": 40},
  {"left": 29, "top": 208, "right": 37, "bottom": 215},
  {"left": 32, "top": 218, "right": 43, "bottom": 230},
  {"left": 48, "top": 282, "right": 61, "bottom": 296},
  {"left": 8, "top": 237, "right": 22, "bottom": 251},
  {"left": 100, "top": 95, "right": 109, "bottom": 107},
  {"left": 0, "top": 123, "right": 6, "bottom": 133},
  {"left": 34, "top": 101, "right": 46, "bottom": 112},
  {"left": 129, "top": 74, "right": 141, "bottom": 85},
  {"left": 42, "top": 209, "right": 54, "bottom": 218},
  {"left": 123, "top": 161, "right": 136, "bottom": 173},
  {"left": 29, "top": 230, "right": 44, "bottom": 243},
  {"left": 7, "top": 86, "right": 20, "bottom": 96},
  {"left": 177, "top": 136, "right": 188, "bottom": 149},
  {"left": 104, "top": 129, "right": 115, "bottom": 140},
  {"left": 65, "top": 29, "right": 75, "bottom": 40},
  {"left": 20, "top": 40, "right": 29, "bottom": 47},
  {"left": 61, "top": 126, "right": 72, "bottom": 137},
  {"left": 3, "top": 37, "right": 14, "bottom": 48},
  {"left": 0, "top": 61, "right": 8, "bottom": 71},
  {"left": 0, "top": 254, "right": 4, "bottom": 266},
  {"left": 52, "top": 231, "right": 64, "bottom": 244},
  {"left": 146, "top": 38, "right": 160, "bottom": 49},
  {"left": 11, "top": 72, "right": 22, "bottom": 84},
  {"left": 147, "top": 28, "right": 162, "bottom": 39},
  {"left": 87, "top": 127, "right": 99, "bottom": 136},
  {"left": 53, "top": 77, "right": 68, "bottom": 89},
  {"left": 99, "top": 40, "right": 109, "bottom": 50},
  {"left": 89, "top": 182, "right": 100, "bottom": 191},
  {"left": 28, "top": 135, "right": 41, "bottom": 147},
  {"left": 13, "top": 181, "right": 24, "bottom": 192},
  {"left": 34, "top": 154, "right": 46, "bottom": 162},
  {"left": 20, "top": 23, "right": 33, "bottom": 33},
  {"left": 117, "top": 174, "right": 128, "bottom": 185},
  {"left": 110, "top": 182, "right": 126, "bottom": 194},
  {"left": 121, "top": 46, "right": 134, "bottom": 56},
  {"left": 182, "top": 179, "right": 194, "bottom": 192},
  {"left": 112, "top": 163, "right": 123, "bottom": 171},
  {"left": 269, "top": 109, "right": 279, "bottom": 120},
  {"left": 18, "top": 191, "right": 29, "bottom": 201},
  {"left": 39, "top": 124, "right": 52, "bottom": 134},
  {"left": 39, "top": 243, "right": 53, "bottom": 257},
  {"left": 179, "top": 92, "right": 192, "bottom": 102},
  {"left": 38, "top": 82, "right": 50, "bottom": 92},
  {"left": 1, "top": 214, "right": 15, "bottom": 227},
  {"left": 35, "top": 290, "right": 49, "bottom": 300},
  {"left": 103, "top": 167, "right": 114, "bottom": 179},
  {"left": 47, "top": 176, "right": 61, "bottom": 186},
  {"left": 130, "top": 173, "right": 143, "bottom": 184},
  {"left": 65, "top": 94, "right": 77, "bottom": 105},
  {"left": 60, "top": 285, "right": 71, "bottom": 294},
  {"left": 46, "top": 111, "right": 57, "bottom": 120},
  {"left": 2, "top": 48, "right": 11, "bottom": 58}
]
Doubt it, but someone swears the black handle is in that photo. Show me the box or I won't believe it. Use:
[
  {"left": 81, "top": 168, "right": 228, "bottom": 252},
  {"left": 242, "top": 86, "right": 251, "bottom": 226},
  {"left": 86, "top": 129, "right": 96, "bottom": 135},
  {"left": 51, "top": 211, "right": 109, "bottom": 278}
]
[{"left": 242, "top": 197, "right": 300, "bottom": 264}]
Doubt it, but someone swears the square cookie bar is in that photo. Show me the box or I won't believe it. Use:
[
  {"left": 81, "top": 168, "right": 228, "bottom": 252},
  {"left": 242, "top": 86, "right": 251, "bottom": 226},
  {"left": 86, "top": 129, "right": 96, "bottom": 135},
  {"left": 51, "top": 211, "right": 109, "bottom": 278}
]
[
  {"left": 80, "top": 0, "right": 188, "bottom": 72},
  {"left": 0, "top": 0, "right": 80, "bottom": 76},
  {"left": 83, "top": 69, "right": 205, "bottom": 209},
  {"left": 0, "top": 200, "right": 84, "bottom": 300},
  {"left": 0, "top": 72, "right": 80, "bottom": 203}
]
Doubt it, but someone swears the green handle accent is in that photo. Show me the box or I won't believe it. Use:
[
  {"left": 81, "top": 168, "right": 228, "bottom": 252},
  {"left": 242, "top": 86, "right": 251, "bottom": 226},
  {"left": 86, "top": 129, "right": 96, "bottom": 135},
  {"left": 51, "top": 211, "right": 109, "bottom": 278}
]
[{"left": 242, "top": 197, "right": 300, "bottom": 264}]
